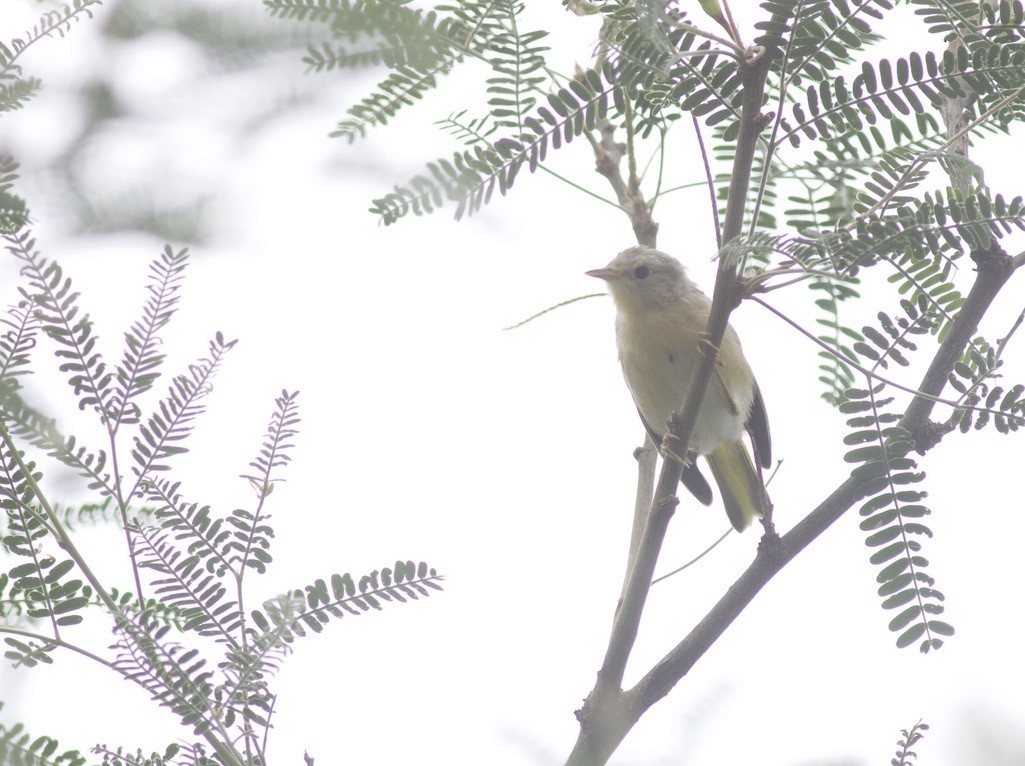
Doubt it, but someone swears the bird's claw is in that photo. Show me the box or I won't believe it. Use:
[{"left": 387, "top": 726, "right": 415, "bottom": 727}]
[
  {"left": 697, "top": 333, "right": 725, "bottom": 367},
  {"left": 661, "top": 433, "right": 692, "bottom": 467}
]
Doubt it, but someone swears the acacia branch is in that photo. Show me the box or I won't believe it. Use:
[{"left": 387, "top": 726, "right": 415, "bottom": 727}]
[
  {"left": 566, "top": 43, "right": 774, "bottom": 766},
  {"left": 751, "top": 294, "right": 1021, "bottom": 423},
  {"left": 900, "top": 242, "right": 1016, "bottom": 447},
  {"left": 622, "top": 241, "right": 1021, "bottom": 730},
  {"left": 591, "top": 119, "right": 658, "bottom": 248},
  {"left": 567, "top": 10, "right": 1025, "bottom": 759},
  {"left": 0, "top": 421, "right": 249, "bottom": 766}
]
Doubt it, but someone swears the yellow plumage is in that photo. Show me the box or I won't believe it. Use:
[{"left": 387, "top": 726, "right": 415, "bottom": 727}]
[{"left": 706, "top": 441, "right": 763, "bottom": 531}]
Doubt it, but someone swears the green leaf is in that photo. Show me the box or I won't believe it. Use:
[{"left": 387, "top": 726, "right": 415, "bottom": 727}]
[
  {"left": 888, "top": 604, "right": 923, "bottom": 632},
  {"left": 896, "top": 621, "right": 927, "bottom": 648}
]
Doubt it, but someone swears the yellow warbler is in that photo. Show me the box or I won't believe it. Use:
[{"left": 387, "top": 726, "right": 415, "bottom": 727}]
[{"left": 588, "top": 246, "right": 771, "bottom": 530}]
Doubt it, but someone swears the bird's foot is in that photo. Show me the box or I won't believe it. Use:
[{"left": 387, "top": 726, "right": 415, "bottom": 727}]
[{"left": 661, "top": 433, "right": 692, "bottom": 467}]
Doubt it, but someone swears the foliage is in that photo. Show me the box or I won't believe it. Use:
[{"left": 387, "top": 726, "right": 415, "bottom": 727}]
[
  {"left": 0, "top": 232, "right": 445, "bottom": 761},
  {"left": 92, "top": 743, "right": 181, "bottom": 766},
  {"left": 0, "top": 1, "right": 101, "bottom": 232},
  {"left": 841, "top": 300, "right": 949, "bottom": 651},
  {"left": 275, "top": 0, "right": 1025, "bottom": 658},
  {"left": 1, "top": 6, "right": 445, "bottom": 741},
  {"left": 0, "top": 701, "right": 87, "bottom": 766},
  {"left": 0, "top": 10, "right": 437, "bottom": 761},
  {"left": 0, "top": 0, "right": 1022, "bottom": 763},
  {"left": 891, "top": 718, "right": 929, "bottom": 766},
  {"left": 948, "top": 334, "right": 1025, "bottom": 433}
]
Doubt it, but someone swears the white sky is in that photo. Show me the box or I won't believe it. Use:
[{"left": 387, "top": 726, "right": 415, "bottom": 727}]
[{"left": 1, "top": 2, "right": 1024, "bottom": 765}]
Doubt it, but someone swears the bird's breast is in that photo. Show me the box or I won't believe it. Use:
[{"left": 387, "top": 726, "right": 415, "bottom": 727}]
[{"left": 615, "top": 307, "right": 754, "bottom": 455}]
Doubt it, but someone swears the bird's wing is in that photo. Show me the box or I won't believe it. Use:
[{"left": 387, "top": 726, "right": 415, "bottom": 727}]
[
  {"left": 745, "top": 382, "right": 772, "bottom": 469},
  {"left": 635, "top": 406, "right": 714, "bottom": 506}
]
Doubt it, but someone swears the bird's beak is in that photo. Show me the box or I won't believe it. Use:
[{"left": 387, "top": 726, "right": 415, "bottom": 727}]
[{"left": 586, "top": 267, "right": 621, "bottom": 281}]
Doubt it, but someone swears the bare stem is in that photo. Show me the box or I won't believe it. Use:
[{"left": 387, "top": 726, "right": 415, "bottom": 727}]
[{"left": 620, "top": 436, "right": 658, "bottom": 600}]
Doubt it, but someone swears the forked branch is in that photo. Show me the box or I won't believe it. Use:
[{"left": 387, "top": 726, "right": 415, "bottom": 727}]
[{"left": 566, "top": 43, "right": 775, "bottom": 766}]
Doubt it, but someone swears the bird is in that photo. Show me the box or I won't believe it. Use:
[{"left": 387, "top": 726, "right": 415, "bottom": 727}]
[{"left": 587, "top": 246, "right": 771, "bottom": 531}]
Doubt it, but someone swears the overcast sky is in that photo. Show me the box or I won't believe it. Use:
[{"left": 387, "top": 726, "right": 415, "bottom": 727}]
[{"left": 1, "top": 2, "right": 1024, "bottom": 764}]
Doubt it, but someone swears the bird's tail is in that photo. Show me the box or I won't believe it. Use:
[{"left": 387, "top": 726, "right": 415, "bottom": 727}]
[{"left": 706, "top": 440, "right": 767, "bottom": 532}]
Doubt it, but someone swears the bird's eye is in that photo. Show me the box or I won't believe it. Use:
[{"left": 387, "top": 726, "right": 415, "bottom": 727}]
[{"left": 634, "top": 266, "right": 650, "bottom": 279}]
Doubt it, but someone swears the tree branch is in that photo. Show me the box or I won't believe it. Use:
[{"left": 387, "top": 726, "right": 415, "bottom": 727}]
[
  {"left": 591, "top": 120, "right": 658, "bottom": 248},
  {"left": 621, "top": 242, "right": 1022, "bottom": 731},
  {"left": 900, "top": 242, "right": 1015, "bottom": 448},
  {"left": 567, "top": 6, "right": 1025, "bottom": 759},
  {"left": 566, "top": 42, "right": 774, "bottom": 766},
  {"left": 621, "top": 436, "right": 658, "bottom": 599}
]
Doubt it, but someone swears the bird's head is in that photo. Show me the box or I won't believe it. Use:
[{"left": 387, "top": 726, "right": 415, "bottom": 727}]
[{"left": 586, "top": 246, "right": 693, "bottom": 313}]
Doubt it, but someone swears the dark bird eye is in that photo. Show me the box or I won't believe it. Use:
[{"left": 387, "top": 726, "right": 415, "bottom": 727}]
[{"left": 634, "top": 265, "right": 650, "bottom": 279}]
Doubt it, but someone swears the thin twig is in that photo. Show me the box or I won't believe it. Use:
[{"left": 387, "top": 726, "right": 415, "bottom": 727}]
[
  {"left": 621, "top": 435, "right": 658, "bottom": 599},
  {"left": 650, "top": 180, "right": 710, "bottom": 197},
  {"left": 751, "top": 296, "right": 955, "bottom": 407},
  {"left": 754, "top": 293, "right": 1021, "bottom": 424},
  {"left": 721, "top": 0, "right": 743, "bottom": 46},
  {"left": 0, "top": 422, "right": 120, "bottom": 615},
  {"left": 651, "top": 527, "right": 733, "bottom": 585},
  {"left": 540, "top": 165, "right": 623, "bottom": 211},
  {"left": 995, "top": 306, "right": 1025, "bottom": 361},
  {"left": 109, "top": 435, "right": 147, "bottom": 606},
  {"left": 503, "top": 293, "right": 607, "bottom": 331},
  {"left": 671, "top": 19, "right": 745, "bottom": 56},
  {"left": 753, "top": 268, "right": 850, "bottom": 292},
  {"left": 624, "top": 99, "right": 640, "bottom": 191},
  {"left": 0, "top": 626, "right": 115, "bottom": 669},
  {"left": 693, "top": 115, "right": 723, "bottom": 250},
  {"left": 650, "top": 126, "right": 669, "bottom": 205},
  {"left": 852, "top": 83, "right": 1025, "bottom": 226}
]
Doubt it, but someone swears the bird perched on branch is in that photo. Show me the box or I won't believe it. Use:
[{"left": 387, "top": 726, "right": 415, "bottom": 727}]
[{"left": 587, "top": 246, "right": 771, "bottom": 531}]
